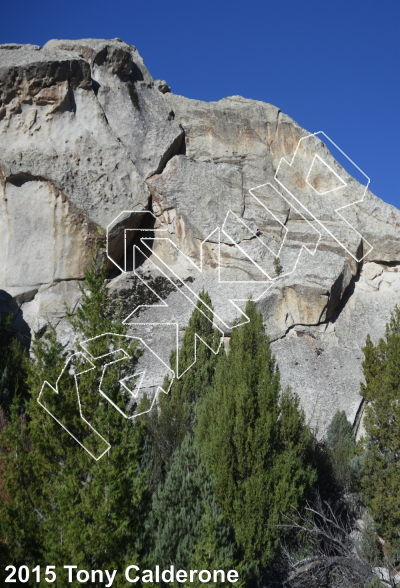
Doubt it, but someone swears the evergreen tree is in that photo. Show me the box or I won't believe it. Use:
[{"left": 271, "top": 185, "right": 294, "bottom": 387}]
[
  {"left": 140, "top": 289, "right": 221, "bottom": 489},
  {"left": 326, "top": 410, "right": 355, "bottom": 448},
  {"left": 196, "top": 300, "right": 317, "bottom": 565},
  {"left": 140, "top": 291, "right": 254, "bottom": 583},
  {"left": 147, "top": 434, "right": 237, "bottom": 573},
  {"left": 188, "top": 504, "right": 258, "bottom": 588},
  {"left": 0, "top": 400, "right": 42, "bottom": 585},
  {"left": 359, "top": 305, "right": 400, "bottom": 540},
  {"left": 325, "top": 410, "right": 356, "bottom": 492},
  {"left": 0, "top": 313, "right": 28, "bottom": 411},
  {"left": 0, "top": 254, "right": 148, "bottom": 586},
  {"left": 0, "top": 317, "right": 38, "bottom": 582}
]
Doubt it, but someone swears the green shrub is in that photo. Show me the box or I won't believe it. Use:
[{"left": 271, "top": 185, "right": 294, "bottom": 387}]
[
  {"left": 196, "top": 300, "right": 317, "bottom": 565},
  {"left": 147, "top": 434, "right": 243, "bottom": 576},
  {"left": 326, "top": 410, "right": 355, "bottom": 447},
  {"left": 0, "top": 256, "right": 148, "bottom": 586},
  {"left": 139, "top": 290, "right": 221, "bottom": 491},
  {"left": 360, "top": 306, "right": 400, "bottom": 540},
  {"left": 325, "top": 410, "right": 356, "bottom": 492},
  {"left": 0, "top": 314, "right": 28, "bottom": 411}
]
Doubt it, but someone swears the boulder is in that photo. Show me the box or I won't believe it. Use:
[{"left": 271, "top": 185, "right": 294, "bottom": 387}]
[
  {"left": 0, "top": 43, "right": 41, "bottom": 51},
  {"left": 154, "top": 80, "right": 171, "bottom": 94},
  {"left": 1, "top": 38, "right": 399, "bottom": 435},
  {"left": 0, "top": 45, "right": 151, "bottom": 291},
  {"left": 43, "top": 39, "right": 184, "bottom": 179}
]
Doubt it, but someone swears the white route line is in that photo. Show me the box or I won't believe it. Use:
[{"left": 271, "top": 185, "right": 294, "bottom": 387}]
[
  {"left": 305, "top": 154, "right": 347, "bottom": 196},
  {"left": 275, "top": 131, "right": 373, "bottom": 261},
  {"left": 119, "top": 371, "right": 146, "bottom": 397},
  {"left": 39, "top": 131, "right": 374, "bottom": 459},
  {"left": 244, "top": 181, "right": 322, "bottom": 279},
  {"left": 79, "top": 332, "right": 174, "bottom": 412},
  {"left": 38, "top": 352, "right": 111, "bottom": 461},
  {"left": 38, "top": 334, "right": 174, "bottom": 459}
]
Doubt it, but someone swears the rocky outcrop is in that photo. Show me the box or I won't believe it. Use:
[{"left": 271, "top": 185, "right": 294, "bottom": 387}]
[
  {"left": 0, "top": 39, "right": 183, "bottom": 296},
  {"left": 0, "top": 43, "right": 41, "bottom": 51},
  {"left": 1, "top": 39, "right": 399, "bottom": 436},
  {"left": 272, "top": 262, "right": 400, "bottom": 434},
  {"left": 42, "top": 39, "right": 184, "bottom": 179}
]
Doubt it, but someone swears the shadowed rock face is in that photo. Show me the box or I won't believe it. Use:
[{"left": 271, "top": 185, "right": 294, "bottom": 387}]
[{"left": 1, "top": 38, "right": 399, "bottom": 436}]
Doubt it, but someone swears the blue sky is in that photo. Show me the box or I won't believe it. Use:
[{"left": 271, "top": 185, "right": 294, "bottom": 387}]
[{"left": 1, "top": 0, "right": 399, "bottom": 208}]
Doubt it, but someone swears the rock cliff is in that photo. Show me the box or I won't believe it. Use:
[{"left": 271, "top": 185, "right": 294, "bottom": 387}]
[{"left": 1, "top": 38, "right": 399, "bottom": 436}]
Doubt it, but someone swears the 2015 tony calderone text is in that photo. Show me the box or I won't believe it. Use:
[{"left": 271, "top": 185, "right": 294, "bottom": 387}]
[{"left": 4, "top": 564, "right": 240, "bottom": 584}]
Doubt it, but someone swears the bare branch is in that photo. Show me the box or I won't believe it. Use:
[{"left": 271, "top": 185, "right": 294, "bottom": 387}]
[{"left": 276, "top": 491, "right": 399, "bottom": 588}]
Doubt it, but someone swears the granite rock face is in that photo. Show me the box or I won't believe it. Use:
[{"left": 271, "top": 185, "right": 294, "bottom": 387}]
[
  {"left": 1, "top": 39, "right": 399, "bottom": 436},
  {"left": 42, "top": 39, "right": 184, "bottom": 179},
  {"left": 272, "top": 262, "right": 400, "bottom": 434},
  {"left": 0, "top": 39, "right": 183, "bottom": 294}
]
